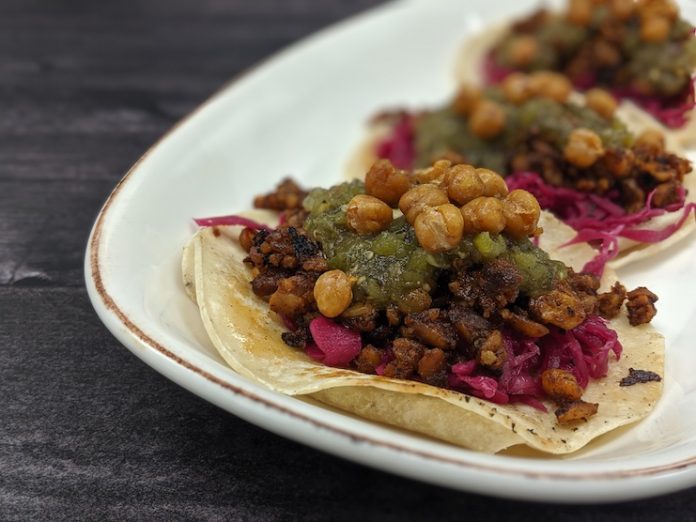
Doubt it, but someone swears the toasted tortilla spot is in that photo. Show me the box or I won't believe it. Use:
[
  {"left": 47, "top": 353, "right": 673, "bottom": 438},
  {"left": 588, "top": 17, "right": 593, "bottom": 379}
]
[{"left": 187, "top": 212, "right": 663, "bottom": 454}]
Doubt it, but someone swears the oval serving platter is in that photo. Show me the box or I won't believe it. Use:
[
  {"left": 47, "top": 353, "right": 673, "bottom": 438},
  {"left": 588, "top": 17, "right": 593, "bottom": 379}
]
[{"left": 85, "top": 0, "right": 696, "bottom": 503}]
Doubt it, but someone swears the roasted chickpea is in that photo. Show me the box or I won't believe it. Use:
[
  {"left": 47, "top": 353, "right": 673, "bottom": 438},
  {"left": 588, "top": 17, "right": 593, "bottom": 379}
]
[
  {"left": 640, "top": 15, "right": 670, "bottom": 42},
  {"left": 507, "top": 35, "right": 539, "bottom": 68},
  {"left": 460, "top": 197, "right": 506, "bottom": 234},
  {"left": 564, "top": 128, "right": 605, "bottom": 168},
  {"left": 346, "top": 194, "right": 393, "bottom": 235},
  {"left": 635, "top": 128, "right": 665, "bottom": 153},
  {"left": 501, "top": 72, "right": 534, "bottom": 104},
  {"left": 640, "top": 0, "right": 678, "bottom": 21},
  {"left": 453, "top": 85, "right": 482, "bottom": 116},
  {"left": 314, "top": 270, "right": 353, "bottom": 318},
  {"left": 414, "top": 204, "right": 464, "bottom": 253},
  {"left": 503, "top": 189, "right": 541, "bottom": 238},
  {"left": 476, "top": 168, "right": 509, "bottom": 198},
  {"left": 414, "top": 159, "right": 451, "bottom": 185},
  {"left": 585, "top": 88, "right": 618, "bottom": 119},
  {"left": 444, "top": 164, "right": 484, "bottom": 205},
  {"left": 398, "top": 185, "right": 449, "bottom": 224},
  {"left": 610, "top": 0, "right": 636, "bottom": 19},
  {"left": 567, "top": 0, "right": 592, "bottom": 25},
  {"left": 469, "top": 100, "right": 506, "bottom": 139},
  {"left": 529, "top": 71, "right": 572, "bottom": 102},
  {"left": 365, "top": 159, "right": 412, "bottom": 207}
]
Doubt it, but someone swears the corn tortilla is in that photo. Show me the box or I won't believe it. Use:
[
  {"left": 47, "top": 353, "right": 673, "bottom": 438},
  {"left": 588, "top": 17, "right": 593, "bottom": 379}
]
[{"left": 182, "top": 211, "right": 663, "bottom": 454}]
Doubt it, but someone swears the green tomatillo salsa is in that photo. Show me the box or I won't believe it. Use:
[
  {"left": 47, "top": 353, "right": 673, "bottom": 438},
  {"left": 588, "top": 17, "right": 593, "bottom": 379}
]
[{"left": 303, "top": 180, "right": 566, "bottom": 311}]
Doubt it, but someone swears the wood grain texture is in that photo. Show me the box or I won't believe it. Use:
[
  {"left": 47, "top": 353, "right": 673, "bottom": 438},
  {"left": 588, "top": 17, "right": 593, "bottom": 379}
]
[{"left": 1, "top": 0, "right": 695, "bottom": 519}]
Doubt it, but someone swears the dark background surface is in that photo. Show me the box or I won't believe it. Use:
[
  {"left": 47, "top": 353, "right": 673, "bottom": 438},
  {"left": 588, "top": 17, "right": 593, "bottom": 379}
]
[{"left": 1, "top": 0, "right": 695, "bottom": 520}]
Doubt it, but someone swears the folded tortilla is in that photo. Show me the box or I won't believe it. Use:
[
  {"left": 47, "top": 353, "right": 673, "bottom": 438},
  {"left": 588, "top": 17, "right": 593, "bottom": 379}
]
[
  {"left": 344, "top": 114, "right": 696, "bottom": 271},
  {"left": 451, "top": 21, "right": 696, "bottom": 268},
  {"left": 182, "top": 211, "right": 663, "bottom": 454},
  {"left": 454, "top": 21, "right": 696, "bottom": 148}
]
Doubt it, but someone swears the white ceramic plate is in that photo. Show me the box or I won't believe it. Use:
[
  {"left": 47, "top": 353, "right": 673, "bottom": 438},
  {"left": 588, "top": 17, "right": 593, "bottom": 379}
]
[{"left": 85, "top": 0, "right": 696, "bottom": 503}]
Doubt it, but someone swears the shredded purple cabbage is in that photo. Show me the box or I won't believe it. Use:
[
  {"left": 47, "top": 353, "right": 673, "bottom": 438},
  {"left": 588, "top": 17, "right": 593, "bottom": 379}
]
[
  {"left": 194, "top": 214, "right": 273, "bottom": 231},
  {"left": 447, "top": 316, "right": 620, "bottom": 409},
  {"left": 482, "top": 52, "right": 513, "bottom": 84},
  {"left": 306, "top": 316, "right": 362, "bottom": 367},
  {"left": 610, "top": 79, "right": 696, "bottom": 129},
  {"left": 375, "top": 112, "right": 416, "bottom": 169},
  {"left": 507, "top": 172, "right": 696, "bottom": 275}
]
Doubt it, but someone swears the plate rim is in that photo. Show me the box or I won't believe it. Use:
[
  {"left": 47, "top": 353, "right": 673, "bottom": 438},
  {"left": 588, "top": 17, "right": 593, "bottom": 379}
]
[{"left": 83, "top": 0, "right": 696, "bottom": 501}]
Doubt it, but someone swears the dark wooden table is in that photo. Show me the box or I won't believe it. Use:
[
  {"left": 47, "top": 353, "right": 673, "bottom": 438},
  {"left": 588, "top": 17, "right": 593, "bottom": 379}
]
[{"left": 2, "top": 0, "right": 695, "bottom": 519}]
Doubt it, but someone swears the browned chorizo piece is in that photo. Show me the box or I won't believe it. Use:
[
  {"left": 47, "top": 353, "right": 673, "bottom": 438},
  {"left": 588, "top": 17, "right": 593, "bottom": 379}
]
[
  {"left": 477, "top": 330, "right": 506, "bottom": 370},
  {"left": 403, "top": 309, "right": 458, "bottom": 350},
  {"left": 354, "top": 344, "right": 383, "bottom": 374},
  {"left": 626, "top": 287, "right": 658, "bottom": 325},
  {"left": 597, "top": 281, "right": 627, "bottom": 319},
  {"left": 602, "top": 148, "right": 634, "bottom": 179},
  {"left": 340, "top": 303, "right": 379, "bottom": 333},
  {"left": 246, "top": 227, "right": 324, "bottom": 272},
  {"left": 250, "top": 268, "right": 288, "bottom": 298},
  {"left": 448, "top": 306, "right": 507, "bottom": 368},
  {"left": 281, "top": 326, "right": 311, "bottom": 348},
  {"left": 383, "top": 338, "right": 426, "bottom": 379},
  {"left": 555, "top": 400, "right": 599, "bottom": 424},
  {"left": 651, "top": 181, "right": 681, "bottom": 208},
  {"left": 541, "top": 369, "right": 584, "bottom": 403},
  {"left": 396, "top": 288, "right": 432, "bottom": 314},
  {"left": 499, "top": 308, "right": 549, "bottom": 337},
  {"left": 530, "top": 288, "right": 587, "bottom": 330},
  {"left": 268, "top": 273, "right": 317, "bottom": 319},
  {"left": 633, "top": 145, "right": 691, "bottom": 190},
  {"left": 620, "top": 178, "right": 646, "bottom": 213},
  {"left": 505, "top": 128, "right": 691, "bottom": 213},
  {"left": 253, "top": 178, "right": 308, "bottom": 211},
  {"left": 239, "top": 227, "right": 255, "bottom": 252},
  {"left": 448, "top": 305, "right": 492, "bottom": 345},
  {"left": 417, "top": 348, "right": 448, "bottom": 386},
  {"left": 364, "top": 324, "right": 398, "bottom": 348},
  {"left": 386, "top": 305, "right": 402, "bottom": 326},
  {"left": 301, "top": 257, "right": 329, "bottom": 273},
  {"left": 449, "top": 259, "right": 522, "bottom": 317},
  {"left": 566, "top": 270, "right": 600, "bottom": 293}
]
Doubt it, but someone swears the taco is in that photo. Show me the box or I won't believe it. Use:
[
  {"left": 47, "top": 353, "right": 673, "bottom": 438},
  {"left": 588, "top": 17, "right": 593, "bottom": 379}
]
[
  {"left": 350, "top": 78, "right": 695, "bottom": 274},
  {"left": 183, "top": 165, "right": 664, "bottom": 454},
  {"left": 465, "top": 0, "right": 696, "bottom": 130}
]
